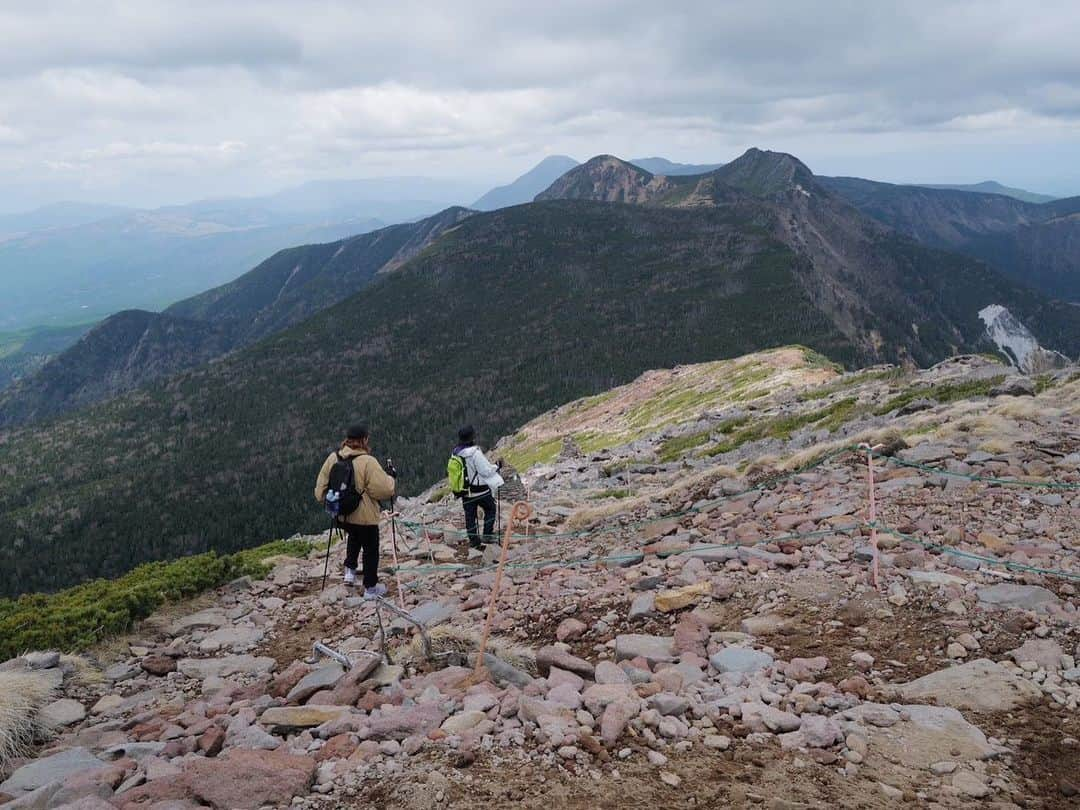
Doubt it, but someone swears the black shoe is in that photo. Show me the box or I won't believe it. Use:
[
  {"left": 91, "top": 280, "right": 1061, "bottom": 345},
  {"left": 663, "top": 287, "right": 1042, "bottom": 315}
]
[{"left": 469, "top": 539, "right": 483, "bottom": 551}]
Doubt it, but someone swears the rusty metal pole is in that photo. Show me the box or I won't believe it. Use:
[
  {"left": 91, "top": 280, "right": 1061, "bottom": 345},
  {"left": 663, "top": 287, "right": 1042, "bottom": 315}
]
[
  {"left": 473, "top": 501, "right": 533, "bottom": 680},
  {"left": 858, "top": 443, "right": 884, "bottom": 590}
]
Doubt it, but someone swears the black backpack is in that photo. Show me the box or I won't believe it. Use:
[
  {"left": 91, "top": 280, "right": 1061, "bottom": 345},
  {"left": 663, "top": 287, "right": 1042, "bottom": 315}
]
[{"left": 324, "top": 452, "right": 363, "bottom": 519}]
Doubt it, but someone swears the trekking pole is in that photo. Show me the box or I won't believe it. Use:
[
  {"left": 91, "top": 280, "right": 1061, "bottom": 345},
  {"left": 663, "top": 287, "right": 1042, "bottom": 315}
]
[
  {"left": 384, "top": 457, "right": 406, "bottom": 609},
  {"left": 321, "top": 521, "right": 336, "bottom": 591}
]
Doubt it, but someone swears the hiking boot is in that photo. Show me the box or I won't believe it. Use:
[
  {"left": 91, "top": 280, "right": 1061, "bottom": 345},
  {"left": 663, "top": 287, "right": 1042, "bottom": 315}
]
[
  {"left": 363, "top": 583, "right": 388, "bottom": 600},
  {"left": 343, "top": 567, "right": 356, "bottom": 586},
  {"left": 469, "top": 539, "right": 484, "bottom": 551}
]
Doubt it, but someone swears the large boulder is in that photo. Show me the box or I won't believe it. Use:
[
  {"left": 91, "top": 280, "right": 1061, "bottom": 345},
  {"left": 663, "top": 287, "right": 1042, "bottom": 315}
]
[
  {"left": 286, "top": 663, "right": 345, "bottom": 703},
  {"left": 976, "top": 584, "right": 1060, "bottom": 612},
  {"left": 177, "top": 655, "right": 276, "bottom": 680},
  {"left": 0, "top": 748, "right": 108, "bottom": 797},
  {"left": 896, "top": 659, "right": 1042, "bottom": 712},
  {"left": 614, "top": 634, "right": 675, "bottom": 665},
  {"left": 362, "top": 704, "right": 447, "bottom": 741},
  {"left": 1007, "top": 639, "right": 1065, "bottom": 672},
  {"left": 710, "top": 647, "right": 774, "bottom": 675},
  {"left": 260, "top": 706, "right": 352, "bottom": 732},
  {"left": 116, "top": 748, "right": 316, "bottom": 809},
  {"left": 168, "top": 609, "right": 229, "bottom": 635},
  {"left": 40, "top": 698, "right": 87, "bottom": 727},
  {"left": 654, "top": 582, "right": 710, "bottom": 613},
  {"left": 842, "top": 703, "right": 995, "bottom": 769}
]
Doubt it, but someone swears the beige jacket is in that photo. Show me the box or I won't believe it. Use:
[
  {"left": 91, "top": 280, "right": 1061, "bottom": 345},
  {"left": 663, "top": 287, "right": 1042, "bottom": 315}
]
[{"left": 314, "top": 446, "right": 396, "bottom": 526}]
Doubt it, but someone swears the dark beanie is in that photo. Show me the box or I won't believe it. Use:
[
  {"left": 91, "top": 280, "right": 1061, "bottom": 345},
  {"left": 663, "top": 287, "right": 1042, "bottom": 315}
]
[
  {"left": 457, "top": 424, "right": 476, "bottom": 444},
  {"left": 346, "top": 423, "right": 370, "bottom": 440}
]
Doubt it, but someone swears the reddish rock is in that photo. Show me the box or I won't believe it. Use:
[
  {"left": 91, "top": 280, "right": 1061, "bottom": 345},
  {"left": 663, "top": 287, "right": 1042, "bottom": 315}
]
[
  {"left": 315, "top": 733, "right": 358, "bottom": 762},
  {"left": 536, "top": 646, "right": 595, "bottom": 679},
  {"left": 363, "top": 704, "right": 447, "bottom": 741},
  {"left": 783, "top": 656, "right": 829, "bottom": 681},
  {"left": 600, "top": 699, "right": 640, "bottom": 747},
  {"left": 161, "top": 737, "right": 197, "bottom": 758},
  {"left": 556, "top": 618, "right": 587, "bottom": 642},
  {"left": 357, "top": 689, "right": 404, "bottom": 712},
  {"left": 269, "top": 660, "right": 314, "bottom": 699},
  {"left": 140, "top": 655, "right": 177, "bottom": 676},
  {"left": 198, "top": 726, "right": 225, "bottom": 757},
  {"left": 117, "top": 748, "right": 316, "bottom": 810},
  {"left": 130, "top": 720, "right": 166, "bottom": 741},
  {"left": 673, "top": 614, "right": 709, "bottom": 658},
  {"left": 308, "top": 657, "right": 380, "bottom": 706},
  {"left": 838, "top": 675, "right": 871, "bottom": 698}
]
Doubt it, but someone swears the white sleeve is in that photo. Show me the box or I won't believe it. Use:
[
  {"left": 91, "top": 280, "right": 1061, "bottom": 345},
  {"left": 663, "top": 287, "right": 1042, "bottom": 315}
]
[{"left": 472, "top": 449, "right": 499, "bottom": 478}]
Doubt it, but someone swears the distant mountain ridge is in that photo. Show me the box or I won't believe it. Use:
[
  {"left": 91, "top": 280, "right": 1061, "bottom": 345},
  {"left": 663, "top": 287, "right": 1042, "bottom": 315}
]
[
  {"left": 0, "top": 175, "right": 488, "bottom": 333},
  {"left": 472, "top": 155, "right": 726, "bottom": 211},
  {"left": 0, "top": 201, "right": 133, "bottom": 240},
  {"left": 627, "top": 157, "right": 725, "bottom": 175},
  {"left": 911, "top": 180, "right": 1058, "bottom": 204},
  {"left": 471, "top": 156, "right": 580, "bottom": 210},
  {"left": 533, "top": 148, "right": 1080, "bottom": 366},
  {"left": 819, "top": 176, "right": 1080, "bottom": 301},
  {"left": 0, "top": 208, "right": 474, "bottom": 427}
]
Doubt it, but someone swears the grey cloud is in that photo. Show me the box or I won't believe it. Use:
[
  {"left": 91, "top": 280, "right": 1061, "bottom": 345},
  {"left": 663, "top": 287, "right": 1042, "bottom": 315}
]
[{"left": 0, "top": 0, "right": 1078, "bottom": 209}]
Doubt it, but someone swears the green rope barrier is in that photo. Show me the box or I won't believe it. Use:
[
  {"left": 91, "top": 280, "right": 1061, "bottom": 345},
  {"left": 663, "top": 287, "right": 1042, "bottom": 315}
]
[
  {"left": 399, "top": 445, "right": 859, "bottom": 543},
  {"left": 871, "top": 523, "right": 1080, "bottom": 581},
  {"left": 873, "top": 452, "right": 1080, "bottom": 490},
  {"left": 391, "top": 523, "right": 862, "bottom": 582}
]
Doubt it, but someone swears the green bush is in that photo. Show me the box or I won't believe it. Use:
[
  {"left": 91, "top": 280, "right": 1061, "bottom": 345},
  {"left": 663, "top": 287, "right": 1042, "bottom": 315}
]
[
  {"left": 0, "top": 538, "right": 310, "bottom": 661},
  {"left": 873, "top": 376, "right": 1005, "bottom": 416}
]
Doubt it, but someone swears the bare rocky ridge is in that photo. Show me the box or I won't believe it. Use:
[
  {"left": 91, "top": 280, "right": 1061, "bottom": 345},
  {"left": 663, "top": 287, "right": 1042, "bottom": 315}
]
[
  {"left": 532, "top": 148, "right": 1080, "bottom": 368},
  {"left": 2, "top": 348, "right": 1079, "bottom": 808}
]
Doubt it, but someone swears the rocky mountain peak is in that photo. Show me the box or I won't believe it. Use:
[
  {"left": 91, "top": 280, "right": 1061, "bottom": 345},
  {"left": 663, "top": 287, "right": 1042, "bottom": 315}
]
[
  {"left": 534, "top": 154, "right": 675, "bottom": 204},
  {"left": 711, "top": 147, "right": 818, "bottom": 198}
]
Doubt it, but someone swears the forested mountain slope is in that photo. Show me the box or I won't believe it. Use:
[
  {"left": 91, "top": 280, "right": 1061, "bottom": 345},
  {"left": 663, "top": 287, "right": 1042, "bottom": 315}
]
[
  {"left": 0, "top": 208, "right": 473, "bottom": 428},
  {"left": 536, "top": 149, "right": 1080, "bottom": 363},
  {"left": 819, "top": 175, "right": 1080, "bottom": 301},
  {"left": 0, "top": 200, "right": 853, "bottom": 596},
  {"left": 2, "top": 195, "right": 1079, "bottom": 597}
]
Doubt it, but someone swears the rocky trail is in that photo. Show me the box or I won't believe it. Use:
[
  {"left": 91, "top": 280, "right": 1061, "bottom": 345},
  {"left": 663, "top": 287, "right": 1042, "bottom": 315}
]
[{"left": 1, "top": 349, "right": 1079, "bottom": 809}]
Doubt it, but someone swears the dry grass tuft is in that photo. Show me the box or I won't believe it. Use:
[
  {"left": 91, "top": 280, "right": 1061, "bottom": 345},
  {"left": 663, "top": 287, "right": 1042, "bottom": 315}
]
[
  {"left": 394, "top": 625, "right": 536, "bottom": 674},
  {"left": 0, "top": 670, "right": 58, "bottom": 771},
  {"left": 564, "top": 464, "right": 736, "bottom": 531},
  {"left": 59, "top": 655, "right": 102, "bottom": 688}
]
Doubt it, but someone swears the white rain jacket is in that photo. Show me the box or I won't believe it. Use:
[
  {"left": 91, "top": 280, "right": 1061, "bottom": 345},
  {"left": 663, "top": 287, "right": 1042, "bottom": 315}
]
[{"left": 457, "top": 445, "right": 504, "bottom": 493}]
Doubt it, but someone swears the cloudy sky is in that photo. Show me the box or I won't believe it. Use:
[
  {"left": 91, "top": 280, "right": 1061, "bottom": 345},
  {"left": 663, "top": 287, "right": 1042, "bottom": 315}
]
[{"left": 2, "top": 0, "right": 1079, "bottom": 211}]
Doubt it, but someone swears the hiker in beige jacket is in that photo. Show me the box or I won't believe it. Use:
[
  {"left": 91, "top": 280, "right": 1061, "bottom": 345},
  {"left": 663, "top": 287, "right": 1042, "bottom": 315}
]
[{"left": 314, "top": 424, "right": 395, "bottom": 596}]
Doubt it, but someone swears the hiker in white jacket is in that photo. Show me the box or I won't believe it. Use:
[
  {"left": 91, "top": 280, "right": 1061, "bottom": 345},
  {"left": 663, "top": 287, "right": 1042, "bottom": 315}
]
[{"left": 454, "top": 424, "right": 504, "bottom": 548}]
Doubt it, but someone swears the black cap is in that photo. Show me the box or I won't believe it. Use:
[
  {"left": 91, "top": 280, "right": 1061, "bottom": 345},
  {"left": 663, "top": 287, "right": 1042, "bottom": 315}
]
[
  {"left": 346, "top": 423, "right": 370, "bottom": 440},
  {"left": 457, "top": 424, "right": 476, "bottom": 444}
]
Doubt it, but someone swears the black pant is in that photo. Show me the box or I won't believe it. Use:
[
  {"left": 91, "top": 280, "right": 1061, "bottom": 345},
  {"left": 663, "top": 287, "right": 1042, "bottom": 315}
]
[
  {"left": 342, "top": 523, "right": 379, "bottom": 588},
  {"left": 463, "top": 489, "right": 497, "bottom": 546}
]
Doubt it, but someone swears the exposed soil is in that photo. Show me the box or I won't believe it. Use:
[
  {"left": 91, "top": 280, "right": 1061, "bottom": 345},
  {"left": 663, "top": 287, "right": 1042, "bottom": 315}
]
[
  {"left": 978, "top": 703, "right": 1080, "bottom": 810},
  {"left": 770, "top": 596, "right": 953, "bottom": 681},
  {"left": 342, "top": 748, "right": 896, "bottom": 810}
]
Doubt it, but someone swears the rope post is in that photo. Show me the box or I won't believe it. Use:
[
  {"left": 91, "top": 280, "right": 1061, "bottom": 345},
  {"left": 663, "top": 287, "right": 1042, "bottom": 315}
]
[
  {"left": 858, "top": 443, "right": 885, "bottom": 590},
  {"left": 385, "top": 511, "right": 407, "bottom": 609},
  {"left": 422, "top": 522, "right": 436, "bottom": 565},
  {"left": 473, "top": 501, "right": 533, "bottom": 680}
]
